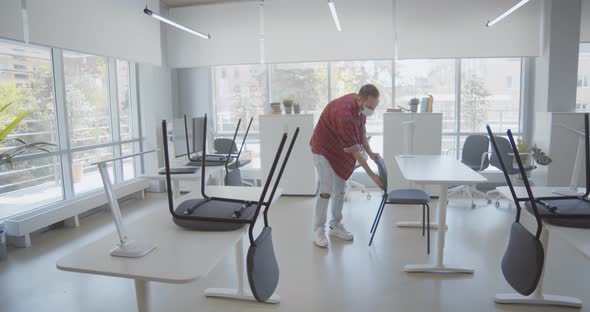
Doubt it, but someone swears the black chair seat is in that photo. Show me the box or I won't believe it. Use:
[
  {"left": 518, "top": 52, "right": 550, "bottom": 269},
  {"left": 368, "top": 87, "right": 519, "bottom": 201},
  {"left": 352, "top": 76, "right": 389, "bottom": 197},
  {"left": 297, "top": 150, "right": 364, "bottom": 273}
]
[{"left": 387, "top": 189, "right": 430, "bottom": 204}]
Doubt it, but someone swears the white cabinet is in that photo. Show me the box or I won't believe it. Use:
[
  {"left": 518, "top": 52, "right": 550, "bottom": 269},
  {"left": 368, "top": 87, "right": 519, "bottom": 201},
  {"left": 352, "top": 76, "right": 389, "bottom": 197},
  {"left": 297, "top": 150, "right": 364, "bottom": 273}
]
[
  {"left": 383, "top": 113, "right": 442, "bottom": 195},
  {"left": 532, "top": 112, "right": 587, "bottom": 187},
  {"left": 259, "top": 114, "right": 317, "bottom": 195}
]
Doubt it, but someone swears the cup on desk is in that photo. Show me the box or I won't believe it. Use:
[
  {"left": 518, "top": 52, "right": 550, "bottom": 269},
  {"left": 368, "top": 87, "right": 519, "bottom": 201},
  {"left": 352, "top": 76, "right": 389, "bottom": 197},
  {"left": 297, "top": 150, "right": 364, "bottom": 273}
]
[{"left": 0, "top": 229, "right": 7, "bottom": 261}]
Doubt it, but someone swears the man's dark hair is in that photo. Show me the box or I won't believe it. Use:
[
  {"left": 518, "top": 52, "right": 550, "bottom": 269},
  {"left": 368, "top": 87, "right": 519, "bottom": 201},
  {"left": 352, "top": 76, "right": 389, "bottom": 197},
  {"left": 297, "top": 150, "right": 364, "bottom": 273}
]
[{"left": 358, "top": 84, "right": 380, "bottom": 100}]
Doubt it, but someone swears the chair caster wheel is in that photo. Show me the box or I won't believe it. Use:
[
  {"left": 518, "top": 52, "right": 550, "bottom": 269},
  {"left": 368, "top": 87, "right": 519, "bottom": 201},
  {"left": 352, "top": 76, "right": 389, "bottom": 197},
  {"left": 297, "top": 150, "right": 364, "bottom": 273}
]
[
  {"left": 495, "top": 201, "right": 500, "bottom": 208},
  {"left": 487, "top": 199, "right": 492, "bottom": 204},
  {"left": 471, "top": 203, "right": 476, "bottom": 209},
  {"left": 367, "top": 194, "right": 371, "bottom": 200}
]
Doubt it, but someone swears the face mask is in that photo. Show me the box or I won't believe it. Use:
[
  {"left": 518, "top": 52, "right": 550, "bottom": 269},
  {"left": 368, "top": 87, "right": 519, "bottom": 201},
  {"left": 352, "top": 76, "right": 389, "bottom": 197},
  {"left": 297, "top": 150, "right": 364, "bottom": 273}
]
[{"left": 361, "top": 106, "right": 374, "bottom": 116}]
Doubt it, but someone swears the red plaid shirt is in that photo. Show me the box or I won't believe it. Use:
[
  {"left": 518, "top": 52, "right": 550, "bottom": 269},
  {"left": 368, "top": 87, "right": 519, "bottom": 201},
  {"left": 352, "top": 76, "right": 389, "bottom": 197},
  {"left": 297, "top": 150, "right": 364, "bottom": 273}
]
[{"left": 310, "top": 93, "right": 366, "bottom": 180}]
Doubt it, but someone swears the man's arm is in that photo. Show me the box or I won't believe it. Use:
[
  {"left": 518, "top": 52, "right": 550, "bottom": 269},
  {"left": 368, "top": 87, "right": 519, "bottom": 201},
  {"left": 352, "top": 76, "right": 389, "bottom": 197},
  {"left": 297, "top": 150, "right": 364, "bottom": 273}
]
[
  {"left": 351, "top": 150, "right": 383, "bottom": 190},
  {"left": 362, "top": 135, "right": 380, "bottom": 160}
]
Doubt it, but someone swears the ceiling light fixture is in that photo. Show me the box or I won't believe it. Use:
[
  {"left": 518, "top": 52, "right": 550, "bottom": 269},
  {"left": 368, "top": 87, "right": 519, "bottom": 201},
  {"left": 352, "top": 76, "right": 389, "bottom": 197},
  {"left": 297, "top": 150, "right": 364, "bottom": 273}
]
[
  {"left": 328, "top": 0, "right": 342, "bottom": 32},
  {"left": 486, "top": 0, "right": 531, "bottom": 27},
  {"left": 144, "top": 6, "right": 211, "bottom": 40}
]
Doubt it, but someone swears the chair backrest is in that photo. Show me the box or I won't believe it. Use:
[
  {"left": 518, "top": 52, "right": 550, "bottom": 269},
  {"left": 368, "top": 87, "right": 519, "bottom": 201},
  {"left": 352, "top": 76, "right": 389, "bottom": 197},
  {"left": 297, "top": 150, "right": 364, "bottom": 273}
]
[
  {"left": 224, "top": 168, "right": 242, "bottom": 186},
  {"left": 214, "top": 138, "right": 237, "bottom": 155},
  {"left": 461, "top": 135, "right": 490, "bottom": 171},
  {"left": 487, "top": 125, "right": 544, "bottom": 296},
  {"left": 489, "top": 136, "right": 518, "bottom": 174},
  {"left": 375, "top": 156, "right": 388, "bottom": 193}
]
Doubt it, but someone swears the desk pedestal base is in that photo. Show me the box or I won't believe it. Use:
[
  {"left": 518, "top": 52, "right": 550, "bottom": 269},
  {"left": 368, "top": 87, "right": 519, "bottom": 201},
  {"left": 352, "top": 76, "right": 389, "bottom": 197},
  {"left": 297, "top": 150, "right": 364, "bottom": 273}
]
[
  {"left": 403, "top": 264, "right": 474, "bottom": 274},
  {"left": 205, "top": 288, "right": 280, "bottom": 304},
  {"left": 495, "top": 293, "right": 582, "bottom": 308}
]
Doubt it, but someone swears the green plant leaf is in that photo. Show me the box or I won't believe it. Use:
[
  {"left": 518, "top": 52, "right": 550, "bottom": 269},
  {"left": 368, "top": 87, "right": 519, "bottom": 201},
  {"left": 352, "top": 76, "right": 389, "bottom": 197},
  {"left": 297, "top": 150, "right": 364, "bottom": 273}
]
[
  {"left": 0, "top": 111, "right": 30, "bottom": 141},
  {"left": 0, "top": 101, "right": 13, "bottom": 114}
]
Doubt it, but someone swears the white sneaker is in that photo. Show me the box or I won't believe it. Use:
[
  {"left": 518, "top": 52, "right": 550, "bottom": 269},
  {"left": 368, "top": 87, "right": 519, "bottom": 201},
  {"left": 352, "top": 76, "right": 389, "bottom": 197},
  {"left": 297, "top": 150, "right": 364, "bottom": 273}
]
[
  {"left": 314, "top": 229, "right": 329, "bottom": 248},
  {"left": 329, "top": 223, "right": 354, "bottom": 241}
]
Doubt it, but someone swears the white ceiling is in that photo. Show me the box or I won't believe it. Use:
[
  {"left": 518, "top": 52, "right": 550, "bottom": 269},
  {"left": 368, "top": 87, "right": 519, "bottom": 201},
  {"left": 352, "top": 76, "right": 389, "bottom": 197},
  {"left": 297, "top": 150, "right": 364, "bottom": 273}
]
[{"left": 161, "top": 0, "right": 254, "bottom": 8}]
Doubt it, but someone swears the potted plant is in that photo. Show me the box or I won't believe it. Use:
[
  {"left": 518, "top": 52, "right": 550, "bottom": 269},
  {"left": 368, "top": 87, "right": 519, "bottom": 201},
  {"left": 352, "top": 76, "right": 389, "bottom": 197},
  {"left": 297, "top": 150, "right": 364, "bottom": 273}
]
[
  {"left": 0, "top": 102, "right": 55, "bottom": 168},
  {"left": 283, "top": 98, "right": 294, "bottom": 114},
  {"left": 409, "top": 98, "right": 420, "bottom": 113},
  {"left": 515, "top": 138, "right": 530, "bottom": 165},
  {"left": 270, "top": 102, "right": 282, "bottom": 114},
  {"left": 293, "top": 102, "right": 301, "bottom": 114}
]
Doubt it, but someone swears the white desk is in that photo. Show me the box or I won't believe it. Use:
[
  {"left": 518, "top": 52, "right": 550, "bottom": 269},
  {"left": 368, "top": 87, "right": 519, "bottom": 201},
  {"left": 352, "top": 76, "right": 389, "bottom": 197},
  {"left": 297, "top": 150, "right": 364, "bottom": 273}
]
[
  {"left": 142, "top": 159, "right": 225, "bottom": 198},
  {"left": 57, "top": 186, "right": 282, "bottom": 312},
  {"left": 495, "top": 186, "right": 588, "bottom": 307},
  {"left": 395, "top": 155, "right": 487, "bottom": 274}
]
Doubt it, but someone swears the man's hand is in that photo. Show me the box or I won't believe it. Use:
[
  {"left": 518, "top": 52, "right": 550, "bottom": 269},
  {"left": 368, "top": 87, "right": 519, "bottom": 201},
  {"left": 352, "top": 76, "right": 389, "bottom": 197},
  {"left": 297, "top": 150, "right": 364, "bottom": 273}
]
[
  {"left": 371, "top": 172, "right": 384, "bottom": 190},
  {"left": 369, "top": 152, "right": 381, "bottom": 161}
]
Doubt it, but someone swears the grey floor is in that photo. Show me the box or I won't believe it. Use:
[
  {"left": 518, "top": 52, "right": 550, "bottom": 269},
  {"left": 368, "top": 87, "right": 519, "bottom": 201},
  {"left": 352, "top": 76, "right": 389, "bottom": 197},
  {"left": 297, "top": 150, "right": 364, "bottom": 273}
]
[{"left": 1, "top": 191, "right": 589, "bottom": 312}]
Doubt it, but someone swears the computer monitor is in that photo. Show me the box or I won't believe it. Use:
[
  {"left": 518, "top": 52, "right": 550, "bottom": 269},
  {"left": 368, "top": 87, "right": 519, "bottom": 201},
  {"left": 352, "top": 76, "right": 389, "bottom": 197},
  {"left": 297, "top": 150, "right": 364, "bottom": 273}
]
[{"left": 172, "top": 118, "right": 191, "bottom": 158}]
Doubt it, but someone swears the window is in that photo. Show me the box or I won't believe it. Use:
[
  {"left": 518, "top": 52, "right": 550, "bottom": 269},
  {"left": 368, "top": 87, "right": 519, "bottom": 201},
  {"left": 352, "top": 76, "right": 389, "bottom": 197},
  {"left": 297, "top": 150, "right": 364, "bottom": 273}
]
[
  {"left": 0, "top": 40, "right": 62, "bottom": 219},
  {"left": 214, "top": 64, "right": 267, "bottom": 135},
  {"left": 577, "top": 44, "right": 590, "bottom": 112},
  {"left": 64, "top": 51, "right": 111, "bottom": 148},
  {"left": 271, "top": 62, "right": 328, "bottom": 116},
  {"left": 0, "top": 38, "right": 141, "bottom": 221},
  {"left": 395, "top": 59, "right": 457, "bottom": 151},
  {"left": 461, "top": 58, "right": 521, "bottom": 134}
]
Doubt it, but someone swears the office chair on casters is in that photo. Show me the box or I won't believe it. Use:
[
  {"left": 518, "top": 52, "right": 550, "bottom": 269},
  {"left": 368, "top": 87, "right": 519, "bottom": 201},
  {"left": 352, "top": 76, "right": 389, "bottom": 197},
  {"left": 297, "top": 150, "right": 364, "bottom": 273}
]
[
  {"left": 447, "top": 134, "right": 490, "bottom": 208},
  {"left": 485, "top": 135, "right": 536, "bottom": 208},
  {"left": 369, "top": 157, "right": 431, "bottom": 254}
]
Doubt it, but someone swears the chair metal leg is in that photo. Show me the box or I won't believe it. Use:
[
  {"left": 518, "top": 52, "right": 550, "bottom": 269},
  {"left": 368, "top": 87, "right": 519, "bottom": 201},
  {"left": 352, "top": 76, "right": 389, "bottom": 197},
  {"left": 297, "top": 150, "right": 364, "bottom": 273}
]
[
  {"left": 370, "top": 197, "right": 386, "bottom": 234},
  {"left": 422, "top": 205, "right": 426, "bottom": 237},
  {"left": 426, "top": 203, "right": 430, "bottom": 254},
  {"left": 369, "top": 197, "right": 387, "bottom": 246}
]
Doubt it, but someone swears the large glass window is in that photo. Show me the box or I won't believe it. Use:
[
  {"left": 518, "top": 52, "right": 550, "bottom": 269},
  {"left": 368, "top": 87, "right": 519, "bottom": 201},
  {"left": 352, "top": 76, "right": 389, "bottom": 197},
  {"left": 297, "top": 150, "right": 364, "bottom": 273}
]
[
  {"left": 0, "top": 38, "right": 141, "bottom": 221},
  {"left": 577, "top": 43, "right": 590, "bottom": 112},
  {"left": 460, "top": 58, "right": 521, "bottom": 134},
  {"left": 214, "top": 64, "right": 267, "bottom": 135},
  {"left": 64, "top": 51, "right": 111, "bottom": 147},
  {"left": 395, "top": 59, "right": 457, "bottom": 151},
  {"left": 0, "top": 40, "right": 62, "bottom": 219},
  {"left": 271, "top": 62, "right": 328, "bottom": 116}
]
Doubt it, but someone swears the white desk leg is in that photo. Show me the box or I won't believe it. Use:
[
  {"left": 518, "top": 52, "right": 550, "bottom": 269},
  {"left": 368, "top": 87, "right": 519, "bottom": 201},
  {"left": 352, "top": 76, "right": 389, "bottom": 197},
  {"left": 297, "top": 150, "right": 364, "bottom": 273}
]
[
  {"left": 172, "top": 180, "right": 180, "bottom": 199},
  {"left": 135, "top": 279, "right": 151, "bottom": 312},
  {"left": 404, "top": 184, "right": 474, "bottom": 274},
  {"left": 495, "top": 228, "right": 582, "bottom": 308},
  {"left": 204, "top": 236, "right": 280, "bottom": 304}
]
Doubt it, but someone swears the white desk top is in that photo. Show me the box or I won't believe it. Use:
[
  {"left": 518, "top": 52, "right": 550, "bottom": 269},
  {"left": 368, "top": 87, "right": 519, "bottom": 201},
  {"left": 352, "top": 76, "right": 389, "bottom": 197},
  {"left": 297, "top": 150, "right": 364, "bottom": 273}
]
[
  {"left": 497, "top": 186, "right": 590, "bottom": 260},
  {"left": 56, "top": 186, "right": 282, "bottom": 284},
  {"left": 395, "top": 155, "right": 487, "bottom": 185},
  {"left": 142, "top": 159, "right": 226, "bottom": 181}
]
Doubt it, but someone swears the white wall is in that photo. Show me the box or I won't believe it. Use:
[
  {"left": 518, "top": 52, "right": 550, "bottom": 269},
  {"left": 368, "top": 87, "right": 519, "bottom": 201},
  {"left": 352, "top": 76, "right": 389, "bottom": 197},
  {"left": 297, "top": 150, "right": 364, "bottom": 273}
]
[
  {"left": 176, "top": 67, "right": 213, "bottom": 118},
  {"left": 137, "top": 63, "right": 175, "bottom": 179},
  {"left": 0, "top": 0, "right": 162, "bottom": 65},
  {"left": 396, "top": 0, "right": 542, "bottom": 58}
]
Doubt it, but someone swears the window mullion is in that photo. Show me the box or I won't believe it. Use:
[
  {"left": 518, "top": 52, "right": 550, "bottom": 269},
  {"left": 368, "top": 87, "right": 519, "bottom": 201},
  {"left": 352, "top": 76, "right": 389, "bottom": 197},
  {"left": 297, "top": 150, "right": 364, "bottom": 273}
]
[
  {"left": 108, "top": 58, "right": 123, "bottom": 183},
  {"left": 455, "top": 58, "right": 462, "bottom": 159},
  {"left": 51, "top": 48, "right": 74, "bottom": 199}
]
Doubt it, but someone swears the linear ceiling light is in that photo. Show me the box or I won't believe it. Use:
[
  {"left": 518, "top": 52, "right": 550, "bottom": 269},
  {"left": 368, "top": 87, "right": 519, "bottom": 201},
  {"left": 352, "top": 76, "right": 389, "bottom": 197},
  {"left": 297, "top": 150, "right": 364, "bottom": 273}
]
[
  {"left": 328, "top": 0, "right": 342, "bottom": 32},
  {"left": 144, "top": 6, "right": 211, "bottom": 40},
  {"left": 486, "top": 0, "right": 531, "bottom": 27}
]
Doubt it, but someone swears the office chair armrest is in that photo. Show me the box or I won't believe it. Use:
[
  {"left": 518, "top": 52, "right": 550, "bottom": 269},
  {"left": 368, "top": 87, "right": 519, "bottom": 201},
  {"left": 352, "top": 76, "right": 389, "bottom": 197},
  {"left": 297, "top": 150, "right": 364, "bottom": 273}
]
[
  {"left": 479, "top": 152, "right": 490, "bottom": 171},
  {"left": 444, "top": 148, "right": 462, "bottom": 156}
]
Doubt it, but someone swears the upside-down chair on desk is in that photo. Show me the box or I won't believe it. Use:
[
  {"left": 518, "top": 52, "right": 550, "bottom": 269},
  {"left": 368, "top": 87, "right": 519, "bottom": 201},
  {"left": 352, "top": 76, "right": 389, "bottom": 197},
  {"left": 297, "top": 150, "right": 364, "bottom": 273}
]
[
  {"left": 487, "top": 126, "right": 544, "bottom": 296},
  {"left": 162, "top": 114, "right": 300, "bottom": 302}
]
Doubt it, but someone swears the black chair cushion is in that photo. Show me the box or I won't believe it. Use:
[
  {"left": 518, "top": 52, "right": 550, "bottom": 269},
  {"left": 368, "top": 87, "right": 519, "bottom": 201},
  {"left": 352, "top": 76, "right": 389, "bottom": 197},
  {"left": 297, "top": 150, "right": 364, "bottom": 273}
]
[
  {"left": 173, "top": 198, "right": 256, "bottom": 231},
  {"left": 375, "top": 157, "right": 388, "bottom": 191},
  {"left": 387, "top": 189, "right": 430, "bottom": 204},
  {"left": 247, "top": 226, "right": 279, "bottom": 302},
  {"left": 501, "top": 222, "right": 544, "bottom": 296}
]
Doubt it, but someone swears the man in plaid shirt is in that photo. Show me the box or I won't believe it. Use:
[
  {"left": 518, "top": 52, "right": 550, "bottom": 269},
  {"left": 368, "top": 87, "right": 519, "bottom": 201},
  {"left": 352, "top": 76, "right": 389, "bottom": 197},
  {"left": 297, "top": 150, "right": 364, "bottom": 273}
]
[{"left": 310, "top": 84, "right": 383, "bottom": 248}]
